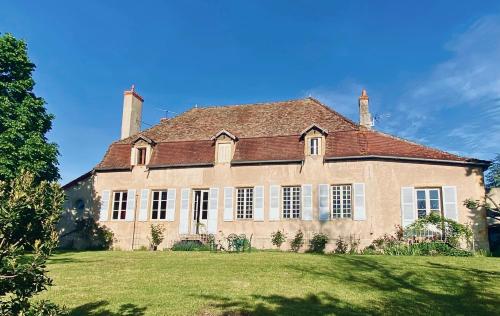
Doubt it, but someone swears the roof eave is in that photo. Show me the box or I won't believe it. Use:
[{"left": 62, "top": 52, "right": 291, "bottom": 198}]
[{"left": 324, "top": 155, "right": 491, "bottom": 167}]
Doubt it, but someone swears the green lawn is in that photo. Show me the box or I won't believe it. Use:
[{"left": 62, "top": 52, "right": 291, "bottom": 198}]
[{"left": 39, "top": 251, "right": 499, "bottom": 316}]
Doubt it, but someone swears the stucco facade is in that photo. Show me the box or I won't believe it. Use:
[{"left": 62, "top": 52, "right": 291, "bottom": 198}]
[{"left": 77, "top": 158, "right": 488, "bottom": 251}]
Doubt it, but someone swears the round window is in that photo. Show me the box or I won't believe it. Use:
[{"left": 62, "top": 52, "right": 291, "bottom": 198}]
[{"left": 74, "top": 199, "right": 85, "bottom": 213}]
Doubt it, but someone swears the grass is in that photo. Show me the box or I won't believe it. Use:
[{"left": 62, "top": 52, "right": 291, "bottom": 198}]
[{"left": 39, "top": 251, "right": 500, "bottom": 316}]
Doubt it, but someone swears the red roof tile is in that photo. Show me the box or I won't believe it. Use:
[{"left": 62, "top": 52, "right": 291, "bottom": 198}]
[
  {"left": 96, "top": 144, "right": 131, "bottom": 170},
  {"left": 233, "top": 136, "right": 304, "bottom": 162},
  {"left": 148, "top": 141, "right": 214, "bottom": 167}
]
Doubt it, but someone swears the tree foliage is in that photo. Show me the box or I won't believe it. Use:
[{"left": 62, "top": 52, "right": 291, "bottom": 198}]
[
  {"left": 0, "top": 33, "right": 59, "bottom": 182},
  {"left": 486, "top": 154, "right": 500, "bottom": 188},
  {"left": 0, "top": 172, "right": 65, "bottom": 315}
]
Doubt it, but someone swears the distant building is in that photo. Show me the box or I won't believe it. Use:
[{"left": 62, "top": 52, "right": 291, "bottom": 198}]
[{"left": 62, "top": 87, "right": 490, "bottom": 250}]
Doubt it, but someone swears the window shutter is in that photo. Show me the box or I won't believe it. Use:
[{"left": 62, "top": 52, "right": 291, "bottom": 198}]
[
  {"left": 130, "top": 148, "right": 136, "bottom": 165},
  {"left": 166, "top": 188, "right": 176, "bottom": 221},
  {"left": 442, "top": 186, "right": 459, "bottom": 221},
  {"left": 353, "top": 183, "right": 366, "bottom": 221},
  {"left": 318, "top": 184, "right": 330, "bottom": 221},
  {"left": 138, "top": 189, "right": 149, "bottom": 221},
  {"left": 179, "top": 188, "right": 190, "bottom": 234},
  {"left": 99, "top": 190, "right": 110, "bottom": 221},
  {"left": 125, "top": 189, "right": 136, "bottom": 221},
  {"left": 301, "top": 184, "right": 313, "bottom": 220},
  {"left": 254, "top": 186, "right": 264, "bottom": 221},
  {"left": 223, "top": 187, "right": 234, "bottom": 221},
  {"left": 269, "top": 185, "right": 280, "bottom": 221},
  {"left": 207, "top": 188, "right": 219, "bottom": 234},
  {"left": 401, "top": 187, "right": 416, "bottom": 227}
]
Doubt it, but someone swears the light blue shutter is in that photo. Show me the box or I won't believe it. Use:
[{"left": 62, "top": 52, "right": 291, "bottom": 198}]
[
  {"left": 223, "top": 187, "right": 234, "bottom": 221},
  {"left": 442, "top": 186, "right": 458, "bottom": 221},
  {"left": 207, "top": 188, "right": 219, "bottom": 234},
  {"left": 166, "top": 189, "right": 176, "bottom": 221},
  {"left": 179, "top": 188, "right": 190, "bottom": 234},
  {"left": 99, "top": 190, "right": 110, "bottom": 221},
  {"left": 401, "top": 187, "right": 416, "bottom": 227},
  {"left": 353, "top": 183, "right": 366, "bottom": 221},
  {"left": 301, "top": 184, "right": 313, "bottom": 220},
  {"left": 125, "top": 189, "right": 136, "bottom": 221},
  {"left": 269, "top": 185, "right": 280, "bottom": 221},
  {"left": 318, "top": 184, "right": 330, "bottom": 221},
  {"left": 254, "top": 186, "right": 264, "bottom": 221},
  {"left": 138, "top": 189, "right": 149, "bottom": 221}
]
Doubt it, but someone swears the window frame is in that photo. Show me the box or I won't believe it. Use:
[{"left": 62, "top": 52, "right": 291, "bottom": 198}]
[
  {"left": 112, "top": 191, "right": 128, "bottom": 220},
  {"left": 136, "top": 147, "right": 147, "bottom": 165},
  {"left": 331, "top": 184, "right": 352, "bottom": 219},
  {"left": 217, "top": 142, "right": 232, "bottom": 163},
  {"left": 309, "top": 137, "right": 321, "bottom": 155},
  {"left": 282, "top": 186, "right": 301, "bottom": 219},
  {"left": 151, "top": 190, "right": 169, "bottom": 220},
  {"left": 415, "top": 188, "right": 442, "bottom": 218},
  {"left": 236, "top": 187, "right": 254, "bottom": 219}
]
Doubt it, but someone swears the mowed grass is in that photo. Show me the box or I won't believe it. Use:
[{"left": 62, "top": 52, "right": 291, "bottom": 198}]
[{"left": 39, "top": 251, "right": 500, "bottom": 316}]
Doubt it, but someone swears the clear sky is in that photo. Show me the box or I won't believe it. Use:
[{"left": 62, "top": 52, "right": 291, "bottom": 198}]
[{"left": 2, "top": 1, "right": 500, "bottom": 184}]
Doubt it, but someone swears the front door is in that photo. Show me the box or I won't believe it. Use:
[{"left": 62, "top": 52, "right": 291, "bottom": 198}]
[{"left": 192, "top": 190, "right": 209, "bottom": 234}]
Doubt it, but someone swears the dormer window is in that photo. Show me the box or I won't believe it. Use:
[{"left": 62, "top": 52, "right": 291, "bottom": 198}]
[
  {"left": 211, "top": 129, "right": 238, "bottom": 164},
  {"left": 137, "top": 148, "right": 147, "bottom": 165},
  {"left": 310, "top": 138, "right": 321, "bottom": 155}
]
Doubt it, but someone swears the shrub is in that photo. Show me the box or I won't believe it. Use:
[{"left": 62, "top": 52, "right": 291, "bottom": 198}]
[
  {"left": 149, "top": 224, "right": 166, "bottom": 251},
  {"left": 59, "top": 217, "right": 115, "bottom": 250},
  {"left": 334, "top": 236, "right": 348, "bottom": 254},
  {"left": 171, "top": 240, "right": 209, "bottom": 251},
  {"left": 309, "top": 233, "right": 329, "bottom": 253},
  {"left": 271, "top": 230, "right": 287, "bottom": 249},
  {"left": 290, "top": 230, "right": 304, "bottom": 252}
]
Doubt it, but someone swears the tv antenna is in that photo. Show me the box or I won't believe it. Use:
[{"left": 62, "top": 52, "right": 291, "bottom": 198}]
[{"left": 372, "top": 113, "right": 391, "bottom": 127}]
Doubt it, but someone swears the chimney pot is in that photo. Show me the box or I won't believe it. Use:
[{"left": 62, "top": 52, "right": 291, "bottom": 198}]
[{"left": 358, "top": 89, "right": 372, "bottom": 129}]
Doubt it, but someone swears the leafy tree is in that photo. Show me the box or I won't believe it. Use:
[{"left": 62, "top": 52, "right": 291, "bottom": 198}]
[
  {"left": 0, "top": 172, "right": 65, "bottom": 315},
  {"left": 486, "top": 154, "right": 500, "bottom": 188},
  {"left": 0, "top": 33, "right": 59, "bottom": 182}
]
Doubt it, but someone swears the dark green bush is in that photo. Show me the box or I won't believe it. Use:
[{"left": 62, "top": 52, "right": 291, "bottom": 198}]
[
  {"left": 171, "top": 240, "right": 209, "bottom": 251},
  {"left": 271, "top": 230, "right": 287, "bottom": 249},
  {"left": 290, "top": 230, "right": 304, "bottom": 252},
  {"left": 334, "top": 236, "right": 348, "bottom": 254},
  {"left": 309, "top": 233, "right": 329, "bottom": 253}
]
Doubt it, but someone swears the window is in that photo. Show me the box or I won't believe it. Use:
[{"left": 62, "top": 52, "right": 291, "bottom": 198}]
[
  {"left": 416, "top": 188, "right": 441, "bottom": 218},
  {"left": 309, "top": 138, "right": 320, "bottom": 155},
  {"left": 236, "top": 188, "right": 253, "bottom": 219},
  {"left": 137, "top": 148, "right": 147, "bottom": 165},
  {"left": 332, "top": 185, "right": 352, "bottom": 218},
  {"left": 151, "top": 190, "right": 168, "bottom": 220},
  {"left": 112, "top": 191, "right": 128, "bottom": 220},
  {"left": 217, "top": 143, "right": 232, "bottom": 163},
  {"left": 282, "top": 186, "right": 301, "bottom": 219}
]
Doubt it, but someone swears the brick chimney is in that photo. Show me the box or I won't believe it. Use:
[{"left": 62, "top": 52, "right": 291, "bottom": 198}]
[
  {"left": 359, "top": 89, "right": 372, "bottom": 129},
  {"left": 121, "top": 85, "right": 144, "bottom": 139}
]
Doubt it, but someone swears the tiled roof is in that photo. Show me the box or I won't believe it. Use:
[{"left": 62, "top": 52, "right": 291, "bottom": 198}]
[
  {"left": 95, "top": 97, "right": 487, "bottom": 170},
  {"left": 116, "top": 98, "right": 357, "bottom": 143}
]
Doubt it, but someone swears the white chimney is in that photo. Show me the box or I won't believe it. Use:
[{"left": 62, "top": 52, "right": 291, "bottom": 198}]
[
  {"left": 359, "top": 89, "right": 372, "bottom": 129},
  {"left": 121, "top": 85, "right": 144, "bottom": 139}
]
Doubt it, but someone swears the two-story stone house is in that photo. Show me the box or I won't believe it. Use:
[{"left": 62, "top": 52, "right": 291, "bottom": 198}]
[{"left": 62, "top": 86, "right": 490, "bottom": 250}]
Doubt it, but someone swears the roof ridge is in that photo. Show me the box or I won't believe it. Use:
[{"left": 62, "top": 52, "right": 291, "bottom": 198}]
[
  {"left": 306, "top": 97, "right": 359, "bottom": 129},
  {"left": 189, "top": 97, "right": 309, "bottom": 110}
]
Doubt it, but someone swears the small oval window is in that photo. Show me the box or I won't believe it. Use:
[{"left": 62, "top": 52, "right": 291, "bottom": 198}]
[{"left": 74, "top": 199, "right": 85, "bottom": 213}]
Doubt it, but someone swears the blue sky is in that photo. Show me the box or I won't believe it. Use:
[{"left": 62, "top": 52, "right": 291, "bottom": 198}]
[{"left": 2, "top": 1, "right": 500, "bottom": 184}]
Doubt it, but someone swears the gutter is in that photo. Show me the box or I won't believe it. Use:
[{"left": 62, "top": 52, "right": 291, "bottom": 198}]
[
  {"left": 324, "top": 155, "right": 491, "bottom": 167},
  {"left": 231, "top": 159, "right": 303, "bottom": 166},
  {"left": 147, "top": 162, "right": 214, "bottom": 169},
  {"left": 94, "top": 166, "right": 132, "bottom": 172}
]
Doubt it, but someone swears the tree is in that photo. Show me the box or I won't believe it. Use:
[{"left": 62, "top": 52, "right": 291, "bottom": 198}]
[
  {"left": 0, "top": 33, "right": 59, "bottom": 182},
  {"left": 0, "top": 172, "right": 65, "bottom": 315},
  {"left": 486, "top": 154, "right": 500, "bottom": 188}
]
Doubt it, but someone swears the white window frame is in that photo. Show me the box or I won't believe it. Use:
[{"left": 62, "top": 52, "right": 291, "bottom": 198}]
[
  {"left": 415, "top": 188, "right": 441, "bottom": 218},
  {"left": 217, "top": 143, "right": 232, "bottom": 163},
  {"left": 282, "top": 186, "right": 301, "bottom": 219},
  {"left": 112, "top": 191, "right": 128, "bottom": 220},
  {"left": 136, "top": 147, "right": 147, "bottom": 165},
  {"left": 331, "top": 184, "right": 352, "bottom": 219},
  {"left": 236, "top": 187, "right": 254, "bottom": 219},
  {"left": 309, "top": 137, "right": 320, "bottom": 155},
  {"left": 151, "top": 190, "right": 168, "bottom": 220}
]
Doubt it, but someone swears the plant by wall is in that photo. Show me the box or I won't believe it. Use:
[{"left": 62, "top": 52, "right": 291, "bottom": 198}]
[
  {"left": 149, "top": 224, "right": 165, "bottom": 251},
  {"left": 171, "top": 240, "right": 209, "bottom": 251},
  {"left": 308, "top": 233, "right": 329, "bottom": 253},
  {"left": 334, "top": 236, "right": 348, "bottom": 254},
  {"left": 271, "top": 230, "right": 287, "bottom": 249},
  {"left": 60, "top": 217, "right": 115, "bottom": 250},
  {"left": 290, "top": 230, "right": 304, "bottom": 252}
]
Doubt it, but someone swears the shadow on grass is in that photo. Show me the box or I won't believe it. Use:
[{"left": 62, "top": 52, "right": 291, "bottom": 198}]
[
  {"left": 199, "top": 256, "right": 499, "bottom": 316},
  {"left": 70, "top": 300, "right": 146, "bottom": 316}
]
